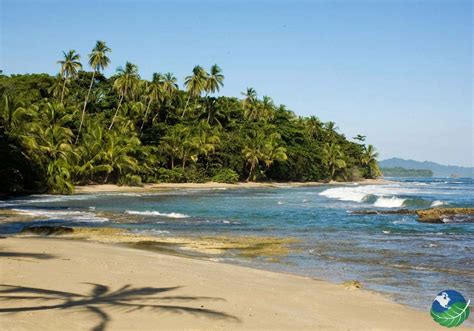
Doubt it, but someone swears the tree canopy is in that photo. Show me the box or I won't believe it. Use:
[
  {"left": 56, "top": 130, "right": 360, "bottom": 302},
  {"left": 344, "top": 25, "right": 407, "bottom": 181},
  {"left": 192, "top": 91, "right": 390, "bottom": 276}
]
[{"left": 0, "top": 41, "right": 380, "bottom": 195}]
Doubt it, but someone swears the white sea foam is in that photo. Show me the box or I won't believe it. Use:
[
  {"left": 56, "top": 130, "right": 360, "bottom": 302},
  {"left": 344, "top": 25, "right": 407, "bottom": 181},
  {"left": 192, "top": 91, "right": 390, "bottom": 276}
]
[
  {"left": 431, "top": 200, "right": 446, "bottom": 207},
  {"left": 12, "top": 208, "right": 109, "bottom": 223},
  {"left": 132, "top": 229, "right": 170, "bottom": 235},
  {"left": 373, "top": 197, "right": 406, "bottom": 208},
  {"left": 125, "top": 210, "right": 189, "bottom": 218},
  {"left": 318, "top": 187, "right": 368, "bottom": 202}
]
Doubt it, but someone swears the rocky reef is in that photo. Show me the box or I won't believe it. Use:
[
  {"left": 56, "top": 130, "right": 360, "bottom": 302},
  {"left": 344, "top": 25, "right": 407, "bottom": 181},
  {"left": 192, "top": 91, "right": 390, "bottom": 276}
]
[
  {"left": 351, "top": 207, "right": 474, "bottom": 223},
  {"left": 416, "top": 208, "right": 474, "bottom": 223}
]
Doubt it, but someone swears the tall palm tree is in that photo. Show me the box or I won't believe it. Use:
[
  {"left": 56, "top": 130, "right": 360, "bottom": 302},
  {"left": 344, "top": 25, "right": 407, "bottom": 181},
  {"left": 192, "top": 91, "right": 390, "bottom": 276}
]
[
  {"left": 182, "top": 65, "right": 208, "bottom": 117},
  {"left": 76, "top": 41, "right": 111, "bottom": 143},
  {"left": 57, "top": 50, "right": 82, "bottom": 104},
  {"left": 109, "top": 62, "right": 140, "bottom": 130}
]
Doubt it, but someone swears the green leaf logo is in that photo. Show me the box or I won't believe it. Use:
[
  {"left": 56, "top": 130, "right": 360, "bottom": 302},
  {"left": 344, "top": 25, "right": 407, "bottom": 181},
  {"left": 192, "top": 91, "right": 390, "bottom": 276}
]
[{"left": 431, "top": 299, "right": 470, "bottom": 328}]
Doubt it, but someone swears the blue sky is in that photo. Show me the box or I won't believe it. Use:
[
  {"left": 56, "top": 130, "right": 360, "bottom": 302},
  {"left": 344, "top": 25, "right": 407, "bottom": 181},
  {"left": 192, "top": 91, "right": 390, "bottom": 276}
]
[{"left": 1, "top": 0, "right": 472, "bottom": 166}]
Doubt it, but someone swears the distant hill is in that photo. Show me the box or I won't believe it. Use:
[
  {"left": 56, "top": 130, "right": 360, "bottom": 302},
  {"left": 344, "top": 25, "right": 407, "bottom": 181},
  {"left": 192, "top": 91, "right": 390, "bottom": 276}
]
[
  {"left": 379, "top": 158, "right": 474, "bottom": 178},
  {"left": 381, "top": 167, "right": 433, "bottom": 177}
]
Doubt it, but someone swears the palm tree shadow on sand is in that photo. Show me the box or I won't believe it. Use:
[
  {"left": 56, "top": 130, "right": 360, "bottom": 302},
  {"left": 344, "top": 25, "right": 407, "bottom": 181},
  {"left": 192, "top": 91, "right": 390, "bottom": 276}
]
[{"left": 0, "top": 283, "right": 239, "bottom": 331}]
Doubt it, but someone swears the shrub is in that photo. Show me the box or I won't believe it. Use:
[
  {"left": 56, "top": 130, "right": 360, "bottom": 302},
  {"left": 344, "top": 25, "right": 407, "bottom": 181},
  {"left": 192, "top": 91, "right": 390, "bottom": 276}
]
[
  {"left": 184, "top": 167, "right": 208, "bottom": 183},
  {"left": 118, "top": 174, "right": 143, "bottom": 186},
  {"left": 212, "top": 168, "right": 239, "bottom": 184},
  {"left": 157, "top": 168, "right": 185, "bottom": 183}
]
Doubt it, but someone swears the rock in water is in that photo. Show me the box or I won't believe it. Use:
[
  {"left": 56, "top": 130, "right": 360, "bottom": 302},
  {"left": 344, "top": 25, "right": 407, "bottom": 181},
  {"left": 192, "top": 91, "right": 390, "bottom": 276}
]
[
  {"left": 416, "top": 208, "right": 474, "bottom": 224},
  {"left": 20, "top": 226, "right": 74, "bottom": 236},
  {"left": 351, "top": 209, "right": 415, "bottom": 215}
]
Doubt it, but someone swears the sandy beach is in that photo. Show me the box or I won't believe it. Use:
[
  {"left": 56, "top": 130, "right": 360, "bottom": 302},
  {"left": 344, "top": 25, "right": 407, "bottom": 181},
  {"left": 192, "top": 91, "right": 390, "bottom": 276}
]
[
  {"left": 74, "top": 178, "right": 392, "bottom": 194},
  {"left": 0, "top": 237, "right": 465, "bottom": 331}
]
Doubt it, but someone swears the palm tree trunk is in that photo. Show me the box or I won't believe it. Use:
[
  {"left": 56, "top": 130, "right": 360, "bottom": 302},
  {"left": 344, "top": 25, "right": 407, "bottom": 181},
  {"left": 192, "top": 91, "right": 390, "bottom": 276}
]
[
  {"left": 247, "top": 162, "right": 255, "bottom": 182},
  {"left": 140, "top": 98, "right": 152, "bottom": 132},
  {"left": 182, "top": 154, "right": 187, "bottom": 170},
  {"left": 182, "top": 95, "right": 191, "bottom": 117},
  {"left": 108, "top": 93, "right": 124, "bottom": 131},
  {"left": 75, "top": 71, "right": 96, "bottom": 144},
  {"left": 60, "top": 78, "right": 67, "bottom": 104}
]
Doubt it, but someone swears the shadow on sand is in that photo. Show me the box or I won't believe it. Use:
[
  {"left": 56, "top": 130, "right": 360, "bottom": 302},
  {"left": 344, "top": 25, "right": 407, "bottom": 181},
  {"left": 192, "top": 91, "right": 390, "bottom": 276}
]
[
  {"left": 0, "top": 251, "right": 56, "bottom": 259},
  {"left": 0, "top": 283, "right": 239, "bottom": 331}
]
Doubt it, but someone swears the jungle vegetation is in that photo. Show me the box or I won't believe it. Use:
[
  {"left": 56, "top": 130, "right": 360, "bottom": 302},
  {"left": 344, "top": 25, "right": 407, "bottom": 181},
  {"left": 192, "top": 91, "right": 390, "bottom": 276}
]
[{"left": 0, "top": 41, "right": 380, "bottom": 194}]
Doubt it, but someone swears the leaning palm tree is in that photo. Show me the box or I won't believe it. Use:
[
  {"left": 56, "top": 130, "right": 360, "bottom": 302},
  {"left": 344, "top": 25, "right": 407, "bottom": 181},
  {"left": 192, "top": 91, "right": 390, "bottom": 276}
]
[
  {"left": 182, "top": 65, "right": 208, "bottom": 117},
  {"left": 76, "top": 41, "right": 111, "bottom": 143},
  {"left": 109, "top": 62, "right": 140, "bottom": 130},
  {"left": 57, "top": 50, "right": 82, "bottom": 104}
]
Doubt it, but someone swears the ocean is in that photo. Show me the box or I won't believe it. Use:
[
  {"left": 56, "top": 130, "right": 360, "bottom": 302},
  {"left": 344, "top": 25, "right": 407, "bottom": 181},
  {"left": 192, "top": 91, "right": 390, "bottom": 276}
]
[{"left": 1, "top": 177, "right": 473, "bottom": 311}]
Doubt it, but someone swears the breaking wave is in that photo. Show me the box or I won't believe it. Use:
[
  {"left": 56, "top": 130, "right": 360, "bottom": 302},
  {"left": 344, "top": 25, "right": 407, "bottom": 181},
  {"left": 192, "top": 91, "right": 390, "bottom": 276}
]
[
  {"left": 12, "top": 208, "right": 109, "bottom": 223},
  {"left": 373, "top": 197, "right": 406, "bottom": 208},
  {"left": 431, "top": 200, "right": 446, "bottom": 207}
]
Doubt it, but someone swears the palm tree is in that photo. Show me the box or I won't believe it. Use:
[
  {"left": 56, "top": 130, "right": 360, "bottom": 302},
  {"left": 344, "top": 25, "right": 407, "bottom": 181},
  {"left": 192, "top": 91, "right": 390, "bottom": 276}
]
[
  {"left": 205, "top": 64, "right": 224, "bottom": 95},
  {"left": 102, "top": 130, "right": 140, "bottom": 182},
  {"left": 48, "top": 74, "right": 68, "bottom": 100},
  {"left": 323, "top": 142, "right": 346, "bottom": 180},
  {"left": 260, "top": 96, "right": 275, "bottom": 122},
  {"left": 140, "top": 73, "right": 163, "bottom": 131},
  {"left": 305, "top": 116, "right": 323, "bottom": 139},
  {"left": 241, "top": 87, "right": 257, "bottom": 105},
  {"left": 242, "top": 129, "right": 287, "bottom": 181},
  {"left": 261, "top": 132, "right": 287, "bottom": 169},
  {"left": 0, "top": 95, "right": 37, "bottom": 134},
  {"left": 194, "top": 121, "right": 220, "bottom": 165},
  {"left": 182, "top": 65, "right": 208, "bottom": 117},
  {"left": 57, "top": 50, "right": 82, "bottom": 104},
  {"left": 76, "top": 41, "right": 111, "bottom": 143},
  {"left": 109, "top": 62, "right": 140, "bottom": 130},
  {"left": 161, "top": 128, "right": 182, "bottom": 169},
  {"left": 353, "top": 134, "right": 366, "bottom": 142},
  {"left": 205, "top": 65, "right": 224, "bottom": 123},
  {"left": 361, "top": 144, "right": 380, "bottom": 178},
  {"left": 162, "top": 72, "right": 178, "bottom": 99}
]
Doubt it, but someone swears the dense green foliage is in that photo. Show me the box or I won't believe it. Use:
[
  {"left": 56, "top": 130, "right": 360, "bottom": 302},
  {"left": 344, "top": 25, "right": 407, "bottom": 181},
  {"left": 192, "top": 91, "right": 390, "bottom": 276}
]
[
  {"left": 381, "top": 167, "right": 433, "bottom": 177},
  {"left": 0, "top": 41, "right": 380, "bottom": 194}
]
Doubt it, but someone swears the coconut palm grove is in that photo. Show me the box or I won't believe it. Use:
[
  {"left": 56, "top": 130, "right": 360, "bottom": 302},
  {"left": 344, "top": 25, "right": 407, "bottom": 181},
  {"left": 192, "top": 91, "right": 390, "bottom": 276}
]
[{"left": 0, "top": 41, "right": 380, "bottom": 194}]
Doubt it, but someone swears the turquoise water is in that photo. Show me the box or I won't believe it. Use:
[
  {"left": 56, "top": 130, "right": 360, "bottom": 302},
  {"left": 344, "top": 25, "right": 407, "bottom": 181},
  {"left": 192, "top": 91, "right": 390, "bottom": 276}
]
[{"left": 1, "top": 178, "right": 473, "bottom": 310}]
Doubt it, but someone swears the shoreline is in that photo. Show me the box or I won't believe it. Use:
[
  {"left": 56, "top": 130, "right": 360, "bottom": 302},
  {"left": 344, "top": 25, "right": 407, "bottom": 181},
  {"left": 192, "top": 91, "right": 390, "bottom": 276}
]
[
  {"left": 0, "top": 236, "right": 463, "bottom": 330},
  {"left": 74, "top": 178, "right": 393, "bottom": 194}
]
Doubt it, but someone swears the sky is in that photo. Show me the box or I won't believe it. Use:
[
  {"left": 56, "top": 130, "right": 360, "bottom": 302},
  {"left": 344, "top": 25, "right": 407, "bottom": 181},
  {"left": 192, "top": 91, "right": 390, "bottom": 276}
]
[{"left": 1, "top": 0, "right": 472, "bottom": 166}]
